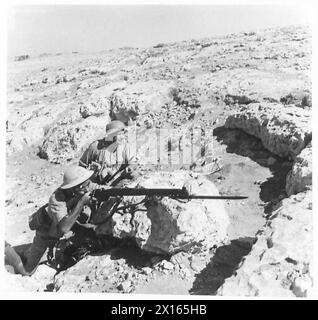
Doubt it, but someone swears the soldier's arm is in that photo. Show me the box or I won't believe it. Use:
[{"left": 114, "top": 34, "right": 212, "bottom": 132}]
[
  {"left": 79, "top": 151, "right": 90, "bottom": 168},
  {"left": 79, "top": 143, "right": 95, "bottom": 168},
  {"left": 57, "top": 194, "right": 90, "bottom": 236}
]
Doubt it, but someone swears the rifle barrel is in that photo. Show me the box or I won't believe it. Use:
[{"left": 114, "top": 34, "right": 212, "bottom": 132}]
[
  {"left": 188, "top": 195, "right": 248, "bottom": 200},
  {"left": 92, "top": 188, "right": 248, "bottom": 200}
]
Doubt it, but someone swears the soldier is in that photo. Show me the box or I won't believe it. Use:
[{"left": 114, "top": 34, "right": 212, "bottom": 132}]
[
  {"left": 17, "top": 166, "right": 98, "bottom": 275},
  {"left": 79, "top": 120, "right": 134, "bottom": 184}
]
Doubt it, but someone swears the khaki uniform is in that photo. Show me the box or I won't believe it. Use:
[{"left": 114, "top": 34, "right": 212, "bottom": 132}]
[
  {"left": 79, "top": 139, "right": 131, "bottom": 183},
  {"left": 24, "top": 188, "right": 85, "bottom": 273},
  {"left": 24, "top": 232, "right": 58, "bottom": 273}
]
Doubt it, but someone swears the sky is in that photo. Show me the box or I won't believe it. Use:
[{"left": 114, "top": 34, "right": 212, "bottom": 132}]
[{"left": 7, "top": 4, "right": 313, "bottom": 57}]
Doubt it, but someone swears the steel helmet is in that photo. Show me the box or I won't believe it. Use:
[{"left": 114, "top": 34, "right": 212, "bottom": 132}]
[
  {"left": 105, "top": 120, "right": 126, "bottom": 137},
  {"left": 60, "top": 166, "right": 94, "bottom": 189}
]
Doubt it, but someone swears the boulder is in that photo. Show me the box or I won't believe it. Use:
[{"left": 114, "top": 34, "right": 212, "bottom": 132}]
[
  {"left": 286, "top": 143, "right": 312, "bottom": 196},
  {"left": 39, "top": 114, "right": 110, "bottom": 163},
  {"left": 7, "top": 103, "right": 69, "bottom": 155},
  {"left": 77, "top": 80, "right": 175, "bottom": 123},
  {"left": 54, "top": 255, "right": 127, "bottom": 292},
  {"left": 217, "top": 190, "right": 313, "bottom": 297},
  {"left": 280, "top": 91, "right": 312, "bottom": 108},
  {"left": 94, "top": 171, "right": 230, "bottom": 254},
  {"left": 8, "top": 116, "right": 50, "bottom": 154},
  {"left": 109, "top": 80, "right": 176, "bottom": 123},
  {"left": 79, "top": 81, "right": 127, "bottom": 118},
  {"left": 79, "top": 95, "right": 110, "bottom": 119},
  {"left": 225, "top": 103, "right": 311, "bottom": 159}
]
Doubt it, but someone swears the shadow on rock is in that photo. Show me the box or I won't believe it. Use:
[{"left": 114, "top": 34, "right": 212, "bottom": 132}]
[
  {"left": 214, "top": 126, "right": 292, "bottom": 209},
  {"left": 189, "top": 237, "right": 255, "bottom": 295},
  {"left": 107, "top": 237, "right": 168, "bottom": 269},
  {"left": 55, "top": 230, "right": 165, "bottom": 272}
]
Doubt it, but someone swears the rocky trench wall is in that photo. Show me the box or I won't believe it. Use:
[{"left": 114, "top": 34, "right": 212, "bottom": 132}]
[{"left": 218, "top": 102, "right": 312, "bottom": 297}]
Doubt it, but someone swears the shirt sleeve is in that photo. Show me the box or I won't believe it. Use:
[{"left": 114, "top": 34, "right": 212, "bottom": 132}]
[
  {"left": 88, "top": 181, "right": 100, "bottom": 192},
  {"left": 79, "top": 143, "right": 95, "bottom": 168},
  {"left": 48, "top": 191, "right": 68, "bottom": 223},
  {"left": 123, "top": 143, "right": 136, "bottom": 164}
]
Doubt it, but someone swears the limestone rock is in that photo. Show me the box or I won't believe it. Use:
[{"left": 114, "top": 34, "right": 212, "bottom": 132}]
[
  {"left": 39, "top": 114, "right": 109, "bottom": 163},
  {"left": 159, "top": 260, "right": 174, "bottom": 270},
  {"left": 4, "top": 264, "right": 56, "bottom": 292},
  {"left": 95, "top": 171, "right": 230, "bottom": 254},
  {"left": 79, "top": 81, "right": 128, "bottom": 118},
  {"left": 8, "top": 119, "right": 46, "bottom": 153},
  {"left": 54, "top": 255, "right": 117, "bottom": 292},
  {"left": 225, "top": 103, "right": 311, "bottom": 159},
  {"left": 141, "top": 267, "right": 153, "bottom": 275},
  {"left": 280, "top": 91, "right": 312, "bottom": 108},
  {"left": 217, "top": 190, "right": 313, "bottom": 297},
  {"left": 189, "top": 255, "right": 208, "bottom": 272},
  {"left": 117, "top": 280, "right": 132, "bottom": 292},
  {"left": 286, "top": 144, "right": 312, "bottom": 196},
  {"left": 6, "top": 101, "right": 70, "bottom": 154},
  {"left": 109, "top": 80, "right": 176, "bottom": 123},
  {"left": 79, "top": 96, "right": 110, "bottom": 118}
]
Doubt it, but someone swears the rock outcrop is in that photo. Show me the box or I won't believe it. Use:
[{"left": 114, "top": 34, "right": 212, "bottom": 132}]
[
  {"left": 218, "top": 99, "right": 313, "bottom": 297},
  {"left": 286, "top": 143, "right": 312, "bottom": 196},
  {"left": 94, "top": 171, "right": 230, "bottom": 254},
  {"left": 39, "top": 114, "right": 109, "bottom": 163},
  {"left": 225, "top": 103, "right": 311, "bottom": 160},
  {"left": 218, "top": 191, "right": 313, "bottom": 297},
  {"left": 54, "top": 255, "right": 128, "bottom": 293},
  {"left": 109, "top": 80, "right": 176, "bottom": 123},
  {"left": 79, "top": 81, "right": 128, "bottom": 118}
]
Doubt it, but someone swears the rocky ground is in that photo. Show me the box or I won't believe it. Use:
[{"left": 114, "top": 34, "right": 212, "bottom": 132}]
[{"left": 5, "top": 25, "right": 312, "bottom": 296}]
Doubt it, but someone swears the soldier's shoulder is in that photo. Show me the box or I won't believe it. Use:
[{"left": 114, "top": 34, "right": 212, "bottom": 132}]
[
  {"left": 49, "top": 188, "right": 66, "bottom": 204},
  {"left": 89, "top": 139, "right": 105, "bottom": 151}
]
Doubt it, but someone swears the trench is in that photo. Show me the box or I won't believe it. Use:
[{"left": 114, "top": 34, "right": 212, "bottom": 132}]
[
  {"left": 5, "top": 120, "right": 293, "bottom": 294},
  {"left": 5, "top": 100, "right": 293, "bottom": 294},
  {"left": 61, "top": 124, "right": 292, "bottom": 295},
  {"left": 187, "top": 125, "right": 293, "bottom": 295}
]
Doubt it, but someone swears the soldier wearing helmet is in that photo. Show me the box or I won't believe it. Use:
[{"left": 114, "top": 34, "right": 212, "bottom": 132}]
[
  {"left": 20, "top": 166, "right": 99, "bottom": 275},
  {"left": 79, "top": 120, "right": 133, "bottom": 184}
]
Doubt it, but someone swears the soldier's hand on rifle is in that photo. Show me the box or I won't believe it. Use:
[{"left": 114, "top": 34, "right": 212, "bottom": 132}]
[
  {"left": 89, "top": 161, "right": 102, "bottom": 172},
  {"left": 101, "top": 168, "right": 115, "bottom": 180},
  {"left": 81, "top": 192, "right": 92, "bottom": 205},
  {"left": 78, "top": 205, "right": 92, "bottom": 224}
]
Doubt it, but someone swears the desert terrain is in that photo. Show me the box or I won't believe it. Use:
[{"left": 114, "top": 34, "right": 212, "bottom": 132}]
[{"left": 5, "top": 24, "right": 312, "bottom": 296}]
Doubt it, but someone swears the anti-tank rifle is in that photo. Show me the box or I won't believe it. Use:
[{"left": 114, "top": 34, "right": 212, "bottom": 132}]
[{"left": 91, "top": 187, "right": 248, "bottom": 202}]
